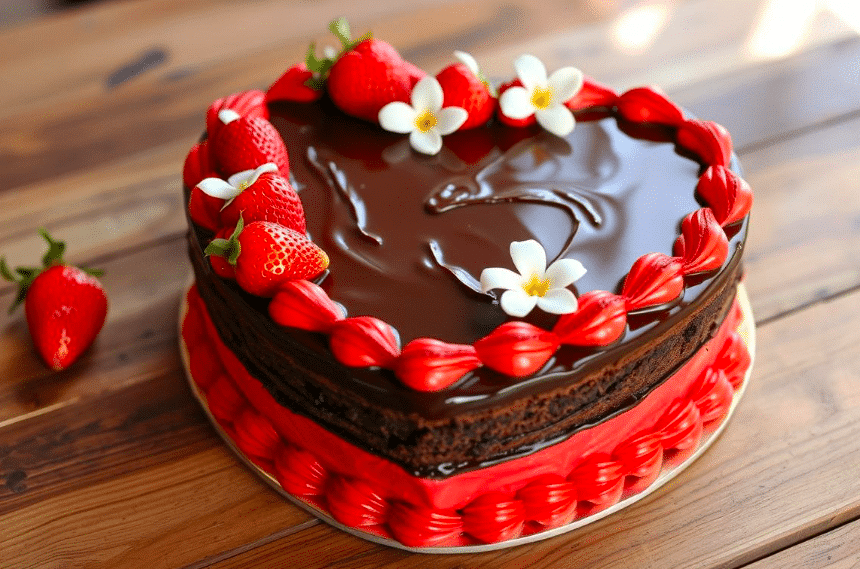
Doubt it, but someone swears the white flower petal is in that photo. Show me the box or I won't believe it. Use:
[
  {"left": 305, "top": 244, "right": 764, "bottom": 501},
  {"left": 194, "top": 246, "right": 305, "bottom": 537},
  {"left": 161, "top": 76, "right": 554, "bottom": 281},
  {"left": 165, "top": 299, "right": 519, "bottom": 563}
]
[
  {"left": 436, "top": 106, "right": 468, "bottom": 135},
  {"left": 536, "top": 105, "right": 576, "bottom": 137},
  {"left": 227, "top": 163, "right": 278, "bottom": 188},
  {"left": 500, "top": 289, "right": 538, "bottom": 317},
  {"left": 379, "top": 102, "right": 417, "bottom": 133},
  {"left": 197, "top": 177, "right": 240, "bottom": 200},
  {"left": 454, "top": 50, "right": 479, "bottom": 76},
  {"left": 480, "top": 267, "right": 525, "bottom": 293},
  {"left": 536, "top": 288, "right": 579, "bottom": 314},
  {"left": 218, "top": 109, "right": 241, "bottom": 125},
  {"left": 544, "top": 258, "right": 587, "bottom": 289},
  {"left": 513, "top": 54, "right": 547, "bottom": 92},
  {"left": 499, "top": 86, "right": 534, "bottom": 120},
  {"left": 510, "top": 239, "right": 547, "bottom": 279},
  {"left": 410, "top": 128, "right": 443, "bottom": 155},
  {"left": 411, "top": 76, "right": 444, "bottom": 113},
  {"left": 548, "top": 67, "right": 584, "bottom": 103}
]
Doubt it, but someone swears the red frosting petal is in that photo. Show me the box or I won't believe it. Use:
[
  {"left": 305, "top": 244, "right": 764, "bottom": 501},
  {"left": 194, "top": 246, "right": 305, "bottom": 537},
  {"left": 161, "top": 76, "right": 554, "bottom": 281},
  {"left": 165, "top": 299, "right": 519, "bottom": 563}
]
[
  {"left": 565, "top": 76, "right": 619, "bottom": 111},
  {"left": 266, "top": 63, "right": 323, "bottom": 103},
  {"left": 689, "top": 366, "right": 734, "bottom": 424},
  {"left": 205, "top": 374, "right": 246, "bottom": 424},
  {"left": 673, "top": 208, "right": 729, "bottom": 275},
  {"left": 552, "top": 290, "right": 627, "bottom": 346},
  {"left": 716, "top": 330, "right": 752, "bottom": 389},
  {"left": 620, "top": 252, "right": 685, "bottom": 311},
  {"left": 273, "top": 445, "right": 328, "bottom": 497},
  {"left": 677, "top": 119, "right": 733, "bottom": 167},
  {"left": 329, "top": 316, "right": 401, "bottom": 368},
  {"left": 387, "top": 502, "right": 463, "bottom": 548},
  {"left": 616, "top": 86, "right": 684, "bottom": 126},
  {"left": 206, "top": 89, "right": 269, "bottom": 141},
  {"left": 188, "top": 342, "right": 222, "bottom": 390},
  {"left": 268, "top": 279, "right": 344, "bottom": 333},
  {"left": 395, "top": 338, "right": 481, "bottom": 392},
  {"left": 516, "top": 474, "right": 578, "bottom": 528},
  {"left": 568, "top": 454, "right": 625, "bottom": 511},
  {"left": 696, "top": 165, "right": 753, "bottom": 226},
  {"left": 474, "top": 321, "right": 560, "bottom": 377},
  {"left": 462, "top": 492, "right": 526, "bottom": 543},
  {"left": 653, "top": 399, "right": 703, "bottom": 453},
  {"left": 233, "top": 408, "right": 281, "bottom": 460},
  {"left": 326, "top": 477, "right": 389, "bottom": 528},
  {"left": 613, "top": 431, "right": 663, "bottom": 493}
]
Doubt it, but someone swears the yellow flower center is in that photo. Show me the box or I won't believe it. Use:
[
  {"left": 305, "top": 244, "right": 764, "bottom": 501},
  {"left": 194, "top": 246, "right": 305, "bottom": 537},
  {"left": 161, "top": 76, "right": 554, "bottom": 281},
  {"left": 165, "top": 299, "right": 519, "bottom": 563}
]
[
  {"left": 522, "top": 273, "right": 551, "bottom": 297},
  {"left": 237, "top": 180, "right": 251, "bottom": 191},
  {"left": 414, "top": 109, "right": 438, "bottom": 133},
  {"left": 530, "top": 85, "right": 554, "bottom": 110}
]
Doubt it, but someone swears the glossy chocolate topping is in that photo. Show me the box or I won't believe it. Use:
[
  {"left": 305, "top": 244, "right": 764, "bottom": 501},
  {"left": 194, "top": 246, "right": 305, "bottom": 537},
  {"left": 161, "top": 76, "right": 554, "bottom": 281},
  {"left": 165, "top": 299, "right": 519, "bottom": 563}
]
[{"left": 270, "top": 98, "right": 706, "bottom": 344}]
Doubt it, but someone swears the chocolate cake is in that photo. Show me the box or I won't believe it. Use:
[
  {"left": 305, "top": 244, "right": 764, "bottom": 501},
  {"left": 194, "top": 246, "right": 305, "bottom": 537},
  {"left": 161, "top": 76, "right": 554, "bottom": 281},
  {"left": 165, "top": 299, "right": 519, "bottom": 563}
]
[{"left": 180, "top": 29, "right": 753, "bottom": 547}]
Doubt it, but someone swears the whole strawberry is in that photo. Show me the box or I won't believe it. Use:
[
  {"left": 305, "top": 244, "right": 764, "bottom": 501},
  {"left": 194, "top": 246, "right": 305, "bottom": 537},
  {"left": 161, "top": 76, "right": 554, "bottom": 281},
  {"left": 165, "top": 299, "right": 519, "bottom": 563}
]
[
  {"left": 210, "top": 109, "right": 290, "bottom": 176},
  {"left": 1, "top": 230, "right": 108, "bottom": 370},
  {"left": 205, "top": 217, "right": 328, "bottom": 297},
  {"left": 436, "top": 51, "right": 497, "bottom": 130},
  {"left": 196, "top": 164, "right": 306, "bottom": 233}
]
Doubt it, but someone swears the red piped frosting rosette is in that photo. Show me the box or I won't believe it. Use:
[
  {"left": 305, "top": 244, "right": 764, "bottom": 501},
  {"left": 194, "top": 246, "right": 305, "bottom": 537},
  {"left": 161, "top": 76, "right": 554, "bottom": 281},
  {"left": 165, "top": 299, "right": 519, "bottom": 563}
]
[{"left": 181, "top": 18, "right": 755, "bottom": 550}]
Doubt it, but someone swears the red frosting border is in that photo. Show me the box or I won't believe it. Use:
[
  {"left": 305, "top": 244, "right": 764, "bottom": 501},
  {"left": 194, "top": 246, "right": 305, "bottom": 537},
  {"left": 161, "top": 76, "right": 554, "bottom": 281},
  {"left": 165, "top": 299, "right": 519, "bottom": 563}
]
[{"left": 182, "top": 282, "right": 752, "bottom": 547}]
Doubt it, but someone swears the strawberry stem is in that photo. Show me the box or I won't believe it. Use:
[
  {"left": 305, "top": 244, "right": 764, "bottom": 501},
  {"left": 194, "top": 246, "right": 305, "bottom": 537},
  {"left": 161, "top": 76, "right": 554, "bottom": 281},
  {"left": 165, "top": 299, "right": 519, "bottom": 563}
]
[
  {"left": 303, "top": 18, "right": 372, "bottom": 90},
  {"left": 204, "top": 216, "right": 244, "bottom": 266}
]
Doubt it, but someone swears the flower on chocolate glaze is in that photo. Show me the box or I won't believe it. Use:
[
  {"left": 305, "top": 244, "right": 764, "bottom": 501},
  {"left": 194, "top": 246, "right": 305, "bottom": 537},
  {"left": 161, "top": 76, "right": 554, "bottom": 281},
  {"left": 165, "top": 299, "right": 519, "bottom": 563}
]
[
  {"left": 378, "top": 76, "right": 468, "bottom": 155},
  {"left": 196, "top": 163, "right": 279, "bottom": 205},
  {"left": 499, "top": 54, "right": 583, "bottom": 137},
  {"left": 480, "top": 240, "right": 586, "bottom": 317}
]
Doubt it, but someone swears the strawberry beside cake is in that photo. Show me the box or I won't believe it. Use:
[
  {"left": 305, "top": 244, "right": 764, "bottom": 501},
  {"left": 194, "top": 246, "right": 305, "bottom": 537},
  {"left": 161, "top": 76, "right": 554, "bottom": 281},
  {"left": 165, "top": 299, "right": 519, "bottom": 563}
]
[{"left": 180, "top": 19, "right": 753, "bottom": 549}]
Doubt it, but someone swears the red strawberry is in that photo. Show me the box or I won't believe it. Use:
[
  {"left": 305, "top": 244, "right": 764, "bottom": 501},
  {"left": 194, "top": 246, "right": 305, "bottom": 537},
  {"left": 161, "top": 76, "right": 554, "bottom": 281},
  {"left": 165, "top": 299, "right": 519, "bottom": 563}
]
[
  {"left": 267, "top": 63, "right": 323, "bottom": 103},
  {"left": 211, "top": 110, "right": 289, "bottom": 176},
  {"left": 219, "top": 171, "right": 306, "bottom": 233},
  {"left": 436, "top": 52, "right": 496, "bottom": 130},
  {"left": 1, "top": 230, "right": 108, "bottom": 371},
  {"left": 327, "top": 38, "right": 421, "bottom": 122},
  {"left": 205, "top": 217, "right": 328, "bottom": 297},
  {"left": 183, "top": 141, "right": 217, "bottom": 189},
  {"left": 206, "top": 90, "right": 269, "bottom": 143}
]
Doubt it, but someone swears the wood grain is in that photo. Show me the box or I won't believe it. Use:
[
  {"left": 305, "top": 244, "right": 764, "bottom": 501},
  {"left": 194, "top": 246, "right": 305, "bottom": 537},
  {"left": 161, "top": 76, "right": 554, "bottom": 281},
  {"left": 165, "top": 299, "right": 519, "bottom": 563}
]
[{"left": 744, "top": 520, "right": 860, "bottom": 569}]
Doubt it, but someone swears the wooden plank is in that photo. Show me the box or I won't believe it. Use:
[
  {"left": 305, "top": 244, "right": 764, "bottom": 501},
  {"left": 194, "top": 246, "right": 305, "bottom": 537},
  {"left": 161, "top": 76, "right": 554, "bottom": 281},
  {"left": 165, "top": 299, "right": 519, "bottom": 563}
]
[
  {"left": 744, "top": 520, "right": 860, "bottom": 569},
  {"left": 194, "top": 287, "right": 860, "bottom": 568},
  {"left": 739, "top": 114, "right": 860, "bottom": 323}
]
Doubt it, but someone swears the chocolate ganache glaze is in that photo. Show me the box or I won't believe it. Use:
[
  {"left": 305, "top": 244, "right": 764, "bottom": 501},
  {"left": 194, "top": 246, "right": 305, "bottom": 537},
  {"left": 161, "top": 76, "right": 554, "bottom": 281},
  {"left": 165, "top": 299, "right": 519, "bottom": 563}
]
[{"left": 189, "top": 95, "right": 747, "bottom": 477}]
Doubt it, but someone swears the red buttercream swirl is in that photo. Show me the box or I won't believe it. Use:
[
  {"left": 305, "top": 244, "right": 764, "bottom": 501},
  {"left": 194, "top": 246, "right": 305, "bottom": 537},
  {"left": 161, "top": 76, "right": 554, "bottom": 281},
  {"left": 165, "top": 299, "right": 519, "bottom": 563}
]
[
  {"left": 268, "top": 279, "right": 344, "bottom": 333},
  {"left": 616, "top": 86, "right": 685, "bottom": 127},
  {"left": 329, "top": 316, "right": 401, "bottom": 368},
  {"left": 326, "top": 477, "right": 389, "bottom": 528},
  {"left": 620, "top": 252, "right": 685, "bottom": 311},
  {"left": 552, "top": 290, "right": 627, "bottom": 346},
  {"left": 395, "top": 338, "right": 482, "bottom": 392},
  {"left": 677, "top": 119, "right": 733, "bottom": 167},
  {"left": 474, "top": 321, "right": 560, "bottom": 377},
  {"left": 462, "top": 492, "right": 527, "bottom": 543},
  {"left": 674, "top": 208, "right": 730, "bottom": 275},
  {"left": 516, "top": 474, "right": 578, "bottom": 528},
  {"left": 697, "top": 165, "right": 754, "bottom": 226},
  {"left": 565, "top": 76, "right": 619, "bottom": 110}
]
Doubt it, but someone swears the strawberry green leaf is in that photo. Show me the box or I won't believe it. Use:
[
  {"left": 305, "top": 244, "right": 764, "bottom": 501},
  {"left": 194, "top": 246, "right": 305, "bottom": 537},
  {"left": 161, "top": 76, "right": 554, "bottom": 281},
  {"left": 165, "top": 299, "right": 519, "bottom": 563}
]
[
  {"left": 39, "top": 228, "right": 66, "bottom": 267},
  {"left": 0, "top": 257, "right": 15, "bottom": 282},
  {"left": 329, "top": 17, "right": 352, "bottom": 50}
]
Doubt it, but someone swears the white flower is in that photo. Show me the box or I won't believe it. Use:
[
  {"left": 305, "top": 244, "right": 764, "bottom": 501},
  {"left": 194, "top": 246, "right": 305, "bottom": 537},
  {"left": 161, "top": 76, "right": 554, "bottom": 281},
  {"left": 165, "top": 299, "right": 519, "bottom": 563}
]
[
  {"left": 196, "top": 163, "right": 278, "bottom": 204},
  {"left": 498, "top": 54, "right": 583, "bottom": 137},
  {"left": 480, "top": 240, "right": 586, "bottom": 318},
  {"left": 378, "top": 76, "right": 468, "bottom": 155}
]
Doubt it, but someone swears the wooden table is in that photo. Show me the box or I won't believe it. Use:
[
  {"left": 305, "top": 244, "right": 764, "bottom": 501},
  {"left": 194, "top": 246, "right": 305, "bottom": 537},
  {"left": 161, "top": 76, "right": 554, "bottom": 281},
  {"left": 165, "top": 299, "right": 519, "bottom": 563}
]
[{"left": 2, "top": 1, "right": 860, "bottom": 567}]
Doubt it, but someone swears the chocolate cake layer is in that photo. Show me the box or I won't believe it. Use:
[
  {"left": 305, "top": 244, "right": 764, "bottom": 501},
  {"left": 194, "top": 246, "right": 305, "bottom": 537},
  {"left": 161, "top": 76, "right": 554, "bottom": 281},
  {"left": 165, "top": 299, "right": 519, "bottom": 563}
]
[{"left": 187, "top": 97, "right": 748, "bottom": 478}]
